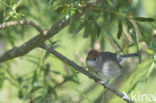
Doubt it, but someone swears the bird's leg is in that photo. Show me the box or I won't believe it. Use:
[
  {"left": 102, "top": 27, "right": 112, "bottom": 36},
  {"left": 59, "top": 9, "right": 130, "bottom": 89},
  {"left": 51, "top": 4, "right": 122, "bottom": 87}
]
[
  {"left": 97, "top": 80, "right": 110, "bottom": 85},
  {"left": 104, "top": 80, "right": 109, "bottom": 85}
]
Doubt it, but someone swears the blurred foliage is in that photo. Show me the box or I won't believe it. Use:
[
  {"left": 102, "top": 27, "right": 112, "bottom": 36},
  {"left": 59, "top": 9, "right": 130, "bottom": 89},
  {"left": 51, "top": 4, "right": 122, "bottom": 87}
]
[{"left": 0, "top": 0, "right": 156, "bottom": 103}]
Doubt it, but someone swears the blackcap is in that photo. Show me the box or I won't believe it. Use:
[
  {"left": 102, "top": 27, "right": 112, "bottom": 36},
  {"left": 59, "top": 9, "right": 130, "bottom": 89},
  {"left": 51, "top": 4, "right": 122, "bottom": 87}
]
[{"left": 86, "top": 49, "right": 139, "bottom": 82}]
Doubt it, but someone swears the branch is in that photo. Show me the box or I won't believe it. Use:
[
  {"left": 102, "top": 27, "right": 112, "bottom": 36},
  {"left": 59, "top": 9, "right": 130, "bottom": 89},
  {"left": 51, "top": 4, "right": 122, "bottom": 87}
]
[
  {"left": 0, "top": 20, "right": 43, "bottom": 33},
  {"left": 40, "top": 44, "right": 134, "bottom": 103},
  {"left": 0, "top": 0, "right": 103, "bottom": 63}
]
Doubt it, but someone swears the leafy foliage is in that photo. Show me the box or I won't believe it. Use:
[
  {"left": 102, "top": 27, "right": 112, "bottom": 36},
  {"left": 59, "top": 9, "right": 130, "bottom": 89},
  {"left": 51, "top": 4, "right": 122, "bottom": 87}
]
[{"left": 0, "top": 0, "right": 156, "bottom": 103}]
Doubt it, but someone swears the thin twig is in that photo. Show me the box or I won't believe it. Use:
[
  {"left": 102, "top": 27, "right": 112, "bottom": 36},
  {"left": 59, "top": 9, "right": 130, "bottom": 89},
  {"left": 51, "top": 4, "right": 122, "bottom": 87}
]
[
  {"left": 0, "top": 20, "right": 43, "bottom": 33},
  {"left": 40, "top": 44, "right": 134, "bottom": 103}
]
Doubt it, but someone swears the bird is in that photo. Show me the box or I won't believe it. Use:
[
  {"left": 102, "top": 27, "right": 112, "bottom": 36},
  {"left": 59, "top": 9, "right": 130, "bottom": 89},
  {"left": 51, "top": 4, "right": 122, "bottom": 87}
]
[{"left": 86, "top": 49, "right": 139, "bottom": 83}]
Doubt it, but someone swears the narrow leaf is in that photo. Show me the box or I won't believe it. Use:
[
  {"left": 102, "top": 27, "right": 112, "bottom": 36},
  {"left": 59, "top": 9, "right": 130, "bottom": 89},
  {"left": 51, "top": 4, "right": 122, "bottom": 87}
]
[
  {"left": 74, "top": 21, "right": 86, "bottom": 34},
  {"left": 83, "top": 22, "right": 91, "bottom": 38},
  {"left": 117, "top": 19, "right": 122, "bottom": 39},
  {"left": 134, "top": 17, "right": 155, "bottom": 22},
  {"left": 93, "top": 21, "right": 101, "bottom": 38}
]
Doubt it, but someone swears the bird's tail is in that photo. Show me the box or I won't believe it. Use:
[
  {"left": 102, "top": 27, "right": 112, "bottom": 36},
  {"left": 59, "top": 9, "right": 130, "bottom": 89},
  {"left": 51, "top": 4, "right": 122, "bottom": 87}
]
[
  {"left": 120, "top": 53, "right": 139, "bottom": 58},
  {"left": 119, "top": 53, "right": 139, "bottom": 64}
]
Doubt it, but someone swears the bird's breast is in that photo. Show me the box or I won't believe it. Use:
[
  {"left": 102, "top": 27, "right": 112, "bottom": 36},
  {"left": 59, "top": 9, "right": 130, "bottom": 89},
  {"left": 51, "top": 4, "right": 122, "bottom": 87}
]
[
  {"left": 86, "top": 60, "right": 96, "bottom": 68},
  {"left": 99, "top": 61, "right": 121, "bottom": 80}
]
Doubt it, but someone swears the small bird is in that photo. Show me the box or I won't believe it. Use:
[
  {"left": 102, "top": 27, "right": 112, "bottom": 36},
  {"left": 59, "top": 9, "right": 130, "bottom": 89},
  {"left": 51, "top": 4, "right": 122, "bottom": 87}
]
[{"left": 86, "top": 49, "right": 139, "bottom": 82}]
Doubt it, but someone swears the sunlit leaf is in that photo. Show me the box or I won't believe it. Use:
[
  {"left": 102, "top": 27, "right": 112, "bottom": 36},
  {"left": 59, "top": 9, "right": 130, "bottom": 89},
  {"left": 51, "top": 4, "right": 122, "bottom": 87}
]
[{"left": 146, "top": 49, "right": 154, "bottom": 55}]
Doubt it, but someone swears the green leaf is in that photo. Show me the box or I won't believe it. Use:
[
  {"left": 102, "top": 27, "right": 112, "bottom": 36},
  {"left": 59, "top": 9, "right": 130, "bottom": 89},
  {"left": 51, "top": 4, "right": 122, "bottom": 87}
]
[
  {"left": 126, "top": 59, "right": 153, "bottom": 93},
  {"left": 91, "top": 33, "right": 96, "bottom": 48},
  {"left": 0, "top": 7, "right": 4, "bottom": 23},
  {"left": 17, "top": 76, "right": 23, "bottom": 84},
  {"left": 93, "top": 21, "right": 101, "bottom": 38},
  {"left": 68, "top": 20, "right": 79, "bottom": 34},
  {"left": 73, "top": 21, "right": 86, "bottom": 35},
  {"left": 51, "top": 70, "right": 61, "bottom": 74},
  {"left": 107, "top": 0, "right": 116, "bottom": 9},
  {"left": 137, "top": 22, "right": 152, "bottom": 47},
  {"left": 105, "top": 29, "right": 122, "bottom": 51},
  {"left": 134, "top": 17, "right": 155, "bottom": 22},
  {"left": 63, "top": 75, "right": 80, "bottom": 84},
  {"left": 75, "top": 89, "right": 92, "bottom": 103},
  {"left": 29, "top": 86, "right": 43, "bottom": 94},
  {"left": 18, "top": 89, "right": 24, "bottom": 99},
  {"left": 48, "top": 86, "right": 57, "bottom": 98},
  {"left": 83, "top": 21, "right": 92, "bottom": 38},
  {"left": 43, "top": 63, "right": 50, "bottom": 75},
  {"left": 0, "top": 67, "right": 5, "bottom": 88},
  {"left": 49, "top": 0, "right": 57, "bottom": 6},
  {"left": 117, "top": 19, "right": 122, "bottom": 39},
  {"left": 126, "top": 19, "right": 140, "bottom": 56}
]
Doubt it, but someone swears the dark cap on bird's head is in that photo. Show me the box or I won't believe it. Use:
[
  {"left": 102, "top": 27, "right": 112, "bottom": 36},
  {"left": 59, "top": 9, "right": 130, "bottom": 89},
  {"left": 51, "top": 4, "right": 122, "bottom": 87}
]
[{"left": 87, "top": 49, "right": 99, "bottom": 60}]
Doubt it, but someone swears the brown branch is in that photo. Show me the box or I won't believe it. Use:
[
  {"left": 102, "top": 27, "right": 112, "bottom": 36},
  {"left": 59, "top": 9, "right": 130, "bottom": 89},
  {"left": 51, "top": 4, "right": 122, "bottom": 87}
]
[
  {"left": 0, "top": 0, "right": 104, "bottom": 63},
  {"left": 40, "top": 44, "right": 134, "bottom": 103},
  {"left": 0, "top": 20, "right": 43, "bottom": 33}
]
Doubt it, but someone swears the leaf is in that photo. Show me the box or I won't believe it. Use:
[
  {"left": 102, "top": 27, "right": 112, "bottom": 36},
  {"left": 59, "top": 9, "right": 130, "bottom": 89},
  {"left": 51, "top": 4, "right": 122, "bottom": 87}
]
[
  {"left": 0, "top": 68, "right": 5, "bottom": 88},
  {"left": 134, "top": 17, "right": 155, "bottom": 22},
  {"left": 73, "top": 21, "right": 86, "bottom": 35},
  {"left": 29, "top": 86, "right": 43, "bottom": 94},
  {"left": 75, "top": 89, "right": 92, "bottom": 103},
  {"left": 55, "top": 4, "right": 69, "bottom": 14},
  {"left": 32, "top": 69, "right": 40, "bottom": 86},
  {"left": 49, "top": 0, "right": 57, "bottom": 6},
  {"left": 68, "top": 20, "right": 79, "bottom": 34},
  {"left": 117, "top": 19, "right": 122, "bottom": 39},
  {"left": 17, "top": 76, "right": 23, "bottom": 84},
  {"left": 93, "top": 21, "right": 101, "bottom": 38},
  {"left": 51, "top": 70, "right": 61, "bottom": 74},
  {"left": 63, "top": 75, "right": 80, "bottom": 84},
  {"left": 18, "top": 89, "right": 24, "bottom": 99},
  {"left": 91, "top": 33, "right": 96, "bottom": 48},
  {"left": 43, "top": 51, "right": 50, "bottom": 61},
  {"left": 105, "top": 29, "right": 122, "bottom": 51},
  {"left": 126, "top": 59, "right": 153, "bottom": 93},
  {"left": 126, "top": 19, "right": 139, "bottom": 52},
  {"left": 146, "top": 49, "right": 154, "bottom": 55},
  {"left": 43, "top": 63, "right": 50, "bottom": 75},
  {"left": 48, "top": 86, "right": 57, "bottom": 98},
  {"left": 105, "top": 13, "right": 111, "bottom": 24},
  {"left": 137, "top": 22, "right": 152, "bottom": 46},
  {"left": 107, "top": 0, "right": 116, "bottom": 9},
  {"left": 26, "top": 58, "right": 39, "bottom": 65},
  {"left": 83, "top": 21, "right": 92, "bottom": 38},
  {"left": 0, "top": 7, "right": 4, "bottom": 23}
]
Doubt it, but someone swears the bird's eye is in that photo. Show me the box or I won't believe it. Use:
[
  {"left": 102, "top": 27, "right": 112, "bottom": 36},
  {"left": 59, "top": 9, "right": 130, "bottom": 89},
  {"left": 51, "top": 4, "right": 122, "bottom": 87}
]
[{"left": 93, "top": 58, "right": 96, "bottom": 60}]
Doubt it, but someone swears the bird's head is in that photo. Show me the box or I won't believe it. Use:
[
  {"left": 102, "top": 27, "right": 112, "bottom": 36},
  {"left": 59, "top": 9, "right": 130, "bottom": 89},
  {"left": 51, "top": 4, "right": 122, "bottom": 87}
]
[
  {"left": 87, "top": 49, "right": 100, "bottom": 61},
  {"left": 86, "top": 50, "right": 100, "bottom": 68}
]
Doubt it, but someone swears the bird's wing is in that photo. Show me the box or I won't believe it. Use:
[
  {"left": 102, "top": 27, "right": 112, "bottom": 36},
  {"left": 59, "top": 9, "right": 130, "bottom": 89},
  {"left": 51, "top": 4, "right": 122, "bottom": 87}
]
[{"left": 99, "top": 61, "right": 121, "bottom": 80}]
